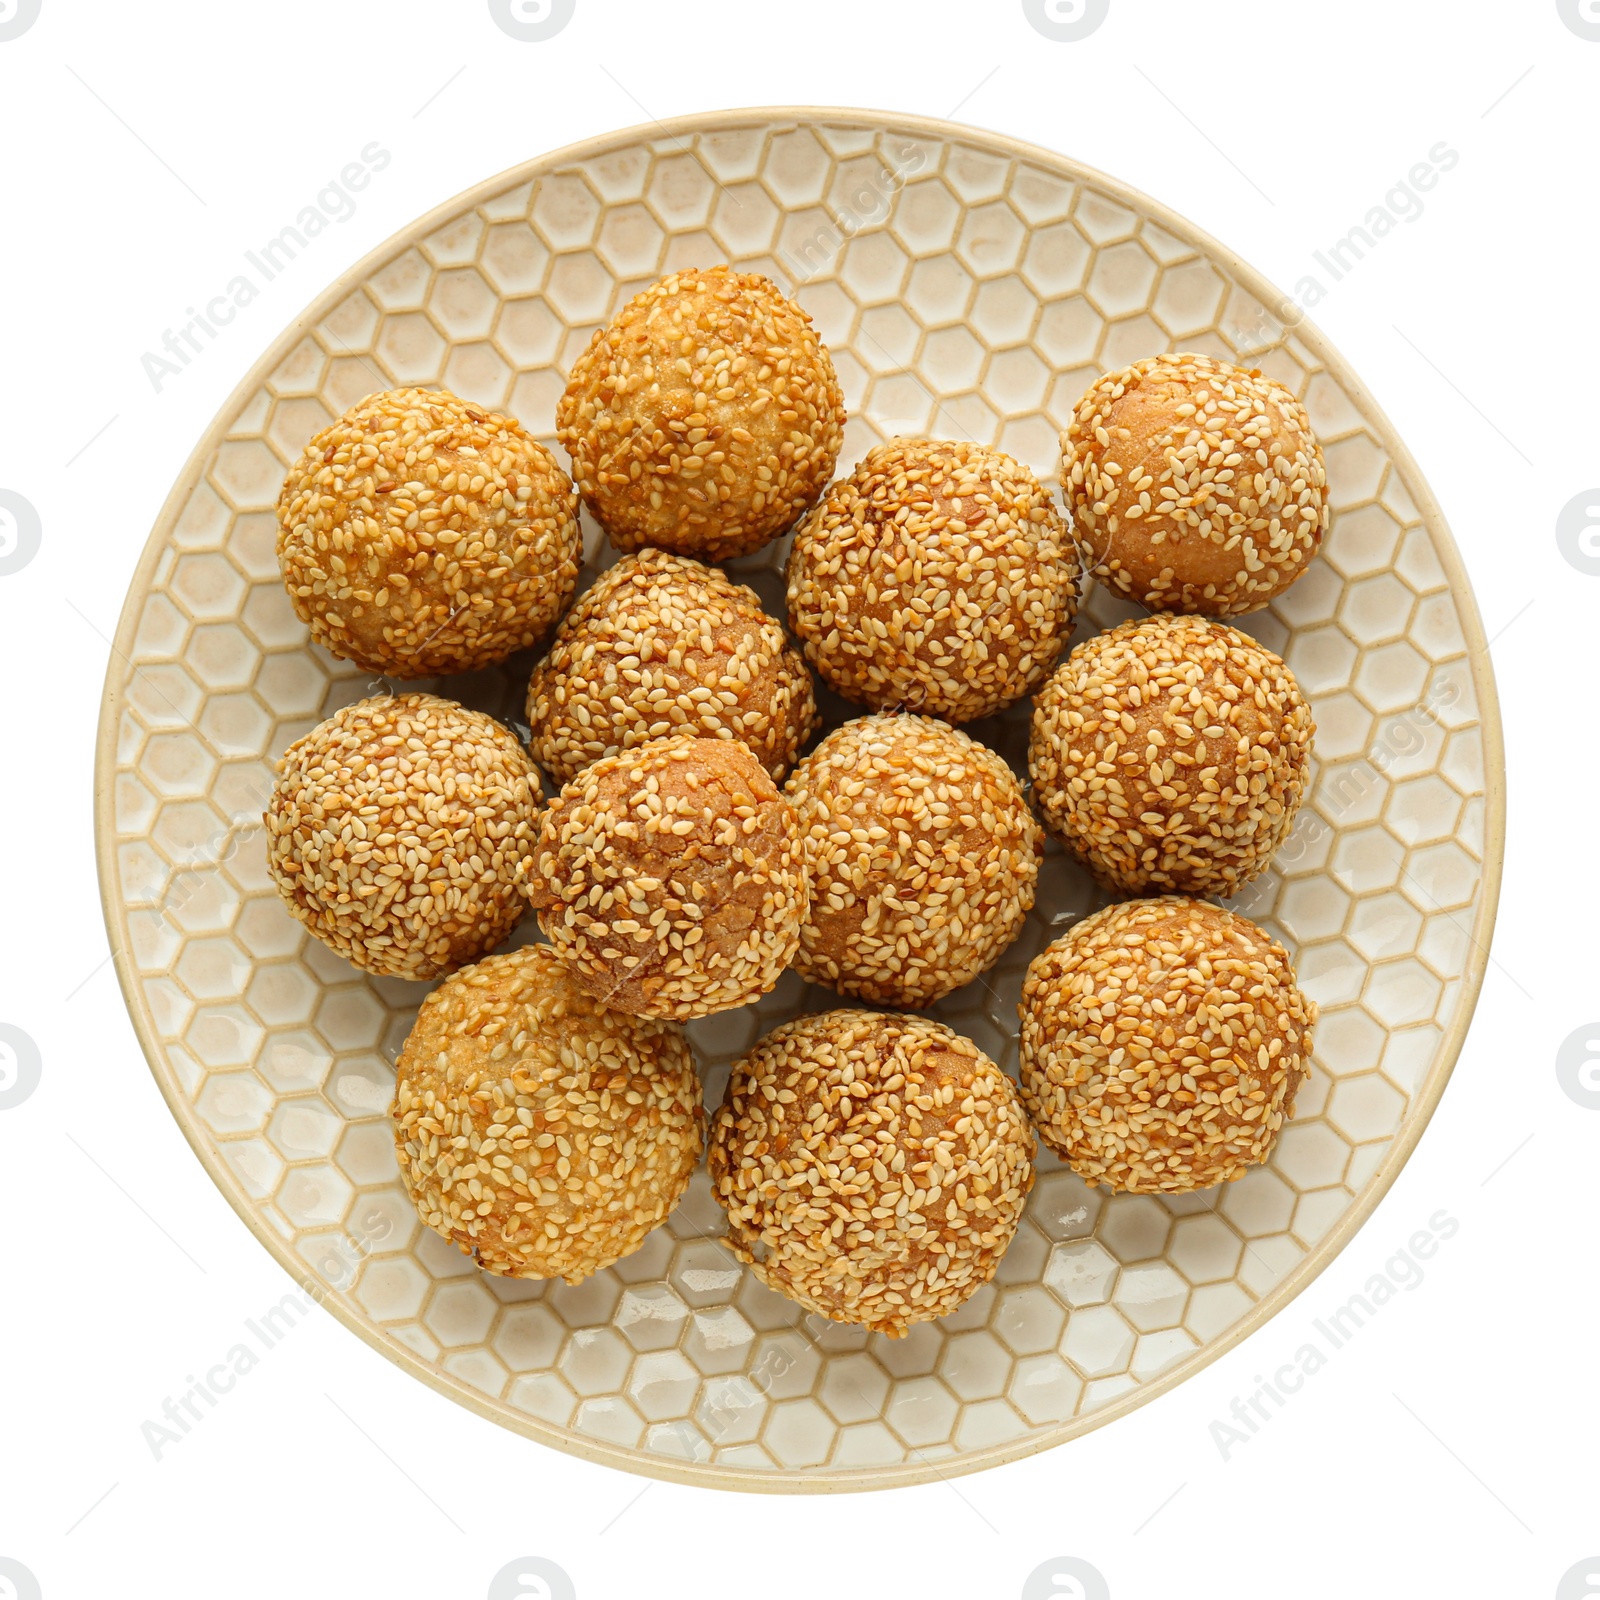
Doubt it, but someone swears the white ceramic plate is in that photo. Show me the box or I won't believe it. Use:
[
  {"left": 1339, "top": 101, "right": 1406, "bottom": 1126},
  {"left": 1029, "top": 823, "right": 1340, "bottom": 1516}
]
[{"left": 96, "top": 108, "right": 1503, "bottom": 1492}]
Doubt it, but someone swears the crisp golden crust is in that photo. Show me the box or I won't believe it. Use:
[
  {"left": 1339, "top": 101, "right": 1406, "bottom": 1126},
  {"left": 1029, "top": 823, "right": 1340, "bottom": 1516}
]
[
  {"left": 1019, "top": 898, "right": 1315, "bottom": 1193},
  {"left": 1029, "top": 614, "right": 1314, "bottom": 897},
  {"left": 526, "top": 549, "right": 818, "bottom": 785},
  {"left": 557, "top": 267, "right": 845, "bottom": 561},
  {"left": 523, "top": 735, "right": 807, "bottom": 1020},
  {"left": 1060, "top": 353, "right": 1328, "bottom": 616},
  {"left": 265, "top": 693, "right": 541, "bottom": 980},
  {"left": 785, "top": 439, "right": 1080, "bottom": 722},
  {"left": 277, "top": 386, "right": 580, "bottom": 676},
  {"left": 392, "top": 946, "right": 702, "bottom": 1283},
  {"left": 785, "top": 715, "right": 1041, "bottom": 1007},
  {"left": 709, "top": 1010, "right": 1035, "bottom": 1335}
]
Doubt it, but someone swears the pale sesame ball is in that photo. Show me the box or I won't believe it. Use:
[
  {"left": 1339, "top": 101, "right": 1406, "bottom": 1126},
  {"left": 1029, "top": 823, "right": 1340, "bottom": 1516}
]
[
  {"left": 524, "top": 734, "right": 808, "bottom": 1021},
  {"left": 786, "top": 439, "right": 1080, "bottom": 723},
  {"left": 392, "top": 946, "right": 703, "bottom": 1283},
  {"left": 265, "top": 693, "right": 541, "bottom": 981},
  {"left": 1061, "top": 353, "right": 1329, "bottom": 616},
  {"left": 1030, "top": 614, "right": 1314, "bottom": 898},
  {"left": 526, "top": 549, "right": 818, "bottom": 785},
  {"left": 1019, "top": 897, "right": 1315, "bottom": 1193},
  {"left": 785, "top": 715, "right": 1041, "bottom": 1007},
  {"left": 710, "top": 1010, "right": 1035, "bottom": 1336},
  {"left": 557, "top": 267, "right": 846, "bottom": 562},
  {"left": 277, "top": 386, "right": 580, "bottom": 676}
]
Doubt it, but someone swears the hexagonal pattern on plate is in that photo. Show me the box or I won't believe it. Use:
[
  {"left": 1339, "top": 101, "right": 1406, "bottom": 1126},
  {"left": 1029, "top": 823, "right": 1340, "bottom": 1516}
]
[{"left": 98, "top": 111, "right": 1498, "bottom": 1492}]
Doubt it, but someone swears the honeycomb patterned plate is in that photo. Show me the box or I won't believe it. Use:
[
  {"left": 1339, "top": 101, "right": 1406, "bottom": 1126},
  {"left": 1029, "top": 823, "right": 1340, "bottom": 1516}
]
[{"left": 95, "top": 109, "right": 1504, "bottom": 1492}]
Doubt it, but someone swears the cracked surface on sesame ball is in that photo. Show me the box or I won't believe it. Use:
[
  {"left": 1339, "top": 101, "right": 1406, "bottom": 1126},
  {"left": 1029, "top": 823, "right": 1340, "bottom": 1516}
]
[
  {"left": 785, "top": 714, "right": 1041, "bottom": 1007},
  {"left": 557, "top": 266, "right": 845, "bottom": 562},
  {"left": 1061, "top": 353, "right": 1329, "bottom": 617},
  {"left": 276, "top": 386, "right": 581, "bottom": 676},
  {"left": 1030, "top": 614, "right": 1314, "bottom": 898},
  {"left": 392, "top": 945, "right": 702, "bottom": 1284},
  {"left": 526, "top": 548, "right": 818, "bottom": 785},
  {"left": 786, "top": 438, "right": 1080, "bottom": 723},
  {"left": 524, "top": 734, "right": 807, "bottom": 1021},
  {"left": 1019, "top": 897, "right": 1315, "bottom": 1194},
  {"left": 264, "top": 693, "right": 542, "bottom": 980},
  {"left": 710, "top": 1010, "right": 1035, "bottom": 1336}
]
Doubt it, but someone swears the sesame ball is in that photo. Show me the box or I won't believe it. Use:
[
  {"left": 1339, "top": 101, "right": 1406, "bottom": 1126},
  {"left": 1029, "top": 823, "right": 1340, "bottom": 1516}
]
[
  {"left": 392, "top": 946, "right": 703, "bottom": 1283},
  {"left": 786, "top": 439, "right": 1080, "bottom": 723},
  {"left": 526, "top": 549, "right": 818, "bottom": 785},
  {"left": 785, "top": 715, "right": 1041, "bottom": 1007},
  {"left": 1019, "top": 897, "right": 1315, "bottom": 1193},
  {"left": 265, "top": 693, "right": 541, "bottom": 981},
  {"left": 710, "top": 1011, "right": 1035, "bottom": 1335},
  {"left": 523, "top": 735, "right": 807, "bottom": 1020},
  {"left": 277, "top": 386, "right": 581, "bottom": 676},
  {"left": 1061, "top": 353, "right": 1329, "bottom": 616},
  {"left": 557, "top": 267, "right": 846, "bottom": 562},
  {"left": 1030, "top": 614, "right": 1314, "bottom": 898}
]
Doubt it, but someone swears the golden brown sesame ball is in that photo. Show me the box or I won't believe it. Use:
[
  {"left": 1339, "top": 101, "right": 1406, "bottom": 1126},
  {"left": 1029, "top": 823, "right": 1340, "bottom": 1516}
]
[
  {"left": 1061, "top": 353, "right": 1329, "bottom": 616},
  {"left": 710, "top": 1010, "right": 1035, "bottom": 1336},
  {"left": 1030, "top": 614, "right": 1314, "bottom": 898},
  {"left": 556, "top": 267, "right": 846, "bottom": 562},
  {"left": 1019, "top": 897, "right": 1315, "bottom": 1193},
  {"left": 264, "top": 693, "right": 541, "bottom": 981},
  {"left": 392, "top": 946, "right": 703, "bottom": 1283},
  {"left": 523, "top": 734, "right": 807, "bottom": 1020},
  {"left": 786, "top": 439, "right": 1081, "bottom": 723},
  {"left": 526, "top": 549, "right": 817, "bottom": 785},
  {"left": 277, "top": 386, "right": 580, "bottom": 676},
  {"left": 785, "top": 715, "right": 1041, "bottom": 1007}
]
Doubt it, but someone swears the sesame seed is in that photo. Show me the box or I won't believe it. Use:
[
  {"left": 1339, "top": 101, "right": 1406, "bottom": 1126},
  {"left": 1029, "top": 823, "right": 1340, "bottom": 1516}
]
[
  {"left": 786, "top": 438, "right": 1081, "bottom": 723},
  {"left": 1018, "top": 896, "right": 1315, "bottom": 1194},
  {"left": 277, "top": 386, "right": 580, "bottom": 676}
]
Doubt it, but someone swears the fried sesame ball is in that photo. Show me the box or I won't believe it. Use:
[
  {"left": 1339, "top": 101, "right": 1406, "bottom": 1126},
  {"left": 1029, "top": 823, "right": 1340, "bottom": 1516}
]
[
  {"left": 523, "top": 735, "right": 807, "bottom": 1020},
  {"left": 710, "top": 1010, "right": 1036, "bottom": 1335},
  {"left": 1061, "top": 353, "right": 1329, "bottom": 617},
  {"left": 785, "top": 439, "right": 1080, "bottom": 723},
  {"left": 391, "top": 946, "right": 703, "bottom": 1283},
  {"left": 1030, "top": 614, "right": 1314, "bottom": 898},
  {"left": 276, "top": 387, "right": 581, "bottom": 676},
  {"left": 557, "top": 267, "right": 846, "bottom": 562},
  {"left": 526, "top": 549, "right": 817, "bottom": 786},
  {"left": 265, "top": 693, "right": 541, "bottom": 980},
  {"left": 785, "top": 715, "right": 1041, "bottom": 1007},
  {"left": 1019, "top": 897, "right": 1315, "bottom": 1193}
]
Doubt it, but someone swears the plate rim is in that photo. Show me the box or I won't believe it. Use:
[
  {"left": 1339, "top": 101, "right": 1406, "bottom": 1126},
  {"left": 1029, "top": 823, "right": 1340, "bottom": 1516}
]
[{"left": 93, "top": 103, "right": 1508, "bottom": 1495}]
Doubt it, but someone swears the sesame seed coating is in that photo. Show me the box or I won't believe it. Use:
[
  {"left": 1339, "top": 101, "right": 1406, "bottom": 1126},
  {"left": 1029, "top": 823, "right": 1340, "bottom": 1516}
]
[
  {"left": 557, "top": 267, "right": 846, "bottom": 562},
  {"left": 277, "top": 387, "right": 581, "bottom": 676},
  {"left": 1029, "top": 614, "right": 1314, "bottom": 898},
  {"left": 785, "top": 715, "right": 1042, "bottom": 1008},
  {"left": 526, "top": 549, "right": 818, "bottom": 786},
  {"left": 785, "top": 439, "right": 1081, "bottom": 723},
  {"left": 265, "top": 693, "right": 542, "bottom": 981},
  {"left": 1061, "top": 353, "right": 1328, "bottom": 617},
  {"left": 392, "top": 945, "right": 703, "bottom": 1283},
  {"left": 1019, "top": 897, "right": 1315, "bottom": 1193},
  {"left": 524, "top": 734, "right": 808, "bottom": 1021},
  {"left": 710, "top": 1010, "right": 1036, "bottom": 1336}
]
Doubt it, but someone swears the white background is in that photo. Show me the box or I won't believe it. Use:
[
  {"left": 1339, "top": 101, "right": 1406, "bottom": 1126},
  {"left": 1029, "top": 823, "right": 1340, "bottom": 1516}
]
[{"left": 0, "top": 1, "right": 1592, "bottom": 1596}]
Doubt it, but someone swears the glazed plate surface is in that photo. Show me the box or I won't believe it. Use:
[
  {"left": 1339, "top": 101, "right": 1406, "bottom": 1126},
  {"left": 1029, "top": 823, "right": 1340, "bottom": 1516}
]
[{"left": 96, "top": 108, "right": 1503, "bottom": 1491}]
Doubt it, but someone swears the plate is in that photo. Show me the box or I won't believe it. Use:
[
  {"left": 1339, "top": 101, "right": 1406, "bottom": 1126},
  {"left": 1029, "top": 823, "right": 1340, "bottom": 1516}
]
[{"left": 95, "top": 108, "right": 1504, "bottom": 1492}]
